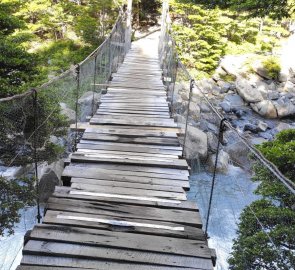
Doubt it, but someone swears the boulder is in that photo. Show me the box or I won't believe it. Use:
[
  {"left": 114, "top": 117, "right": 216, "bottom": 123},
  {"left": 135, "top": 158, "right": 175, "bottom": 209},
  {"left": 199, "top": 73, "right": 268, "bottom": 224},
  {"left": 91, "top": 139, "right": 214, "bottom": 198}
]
[
  {"left": 257, "top": 120, "right": 269, "bottom": 132},
  {"left": 225, "top": 138, "right": 251, "bottom": 170},
  {"left": 60, "top": 103, "right": 76, "bottom": 124},
  {"left": 189, "top": 102, "right": 201, "bottom": 121},
  {"left": 244, "top": 123, "right": 259, "bottom": 133},
  {"left": 219, "top": 101, "right": 231, "bottom": 113},
  {"left": 78, "top": 91, "right": 100, "bottom": 121},
  {"left": 273, "top": 98, "right": 295, "bottom": 117},
  {"left": 250, "top": 100, "right": 278, "bottom": 118},
  {"left": 200, "top": 103, "right": 211, "bottom": 113},
  {"left": 207, "top": 150, "right": 230, "bottom": 173},
  {"left": 252, "top": 61, "right": 273, "bottom": 80},
  {"left": 195, "top": 79, "right": 216, "bottom": 93},
  {"left": 275, "top": 122, "right": 294, "bottom": 133},
  {"left": 38, "top": 159, "right": 64, "bottom": 202},
  {"left": 283, "top": 81, "right": 295, "bottom": 93},
  {"left": 184, "top": 126, "right": 208, "bottom": 159},
  {"left": 207, "top": 132, "right": 219, "bottom": 153},
  {"left": 289, "top": 67, "right": 295, "bottom": 84},
  {"left": 224, "top": 94, "right": 244, "bottom": 108},
  {"left": 236, "top": 77, "right": 264, "bottom": 103},
  {"left": 250, "top": 137, "right": 267, "bottom": 145},
  {"left": 220, "top": 55, "right": 248, "bottom": 77},
  {"left": 267, "top": 91, "right": 280, "bottom": 100}
]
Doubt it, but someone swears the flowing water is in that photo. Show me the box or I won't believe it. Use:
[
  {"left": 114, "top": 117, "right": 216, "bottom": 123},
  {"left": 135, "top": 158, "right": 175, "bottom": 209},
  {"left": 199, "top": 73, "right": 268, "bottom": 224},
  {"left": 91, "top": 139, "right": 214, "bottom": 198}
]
[{"left": 188, "top": 165, "right": 260, "bottom": 270}]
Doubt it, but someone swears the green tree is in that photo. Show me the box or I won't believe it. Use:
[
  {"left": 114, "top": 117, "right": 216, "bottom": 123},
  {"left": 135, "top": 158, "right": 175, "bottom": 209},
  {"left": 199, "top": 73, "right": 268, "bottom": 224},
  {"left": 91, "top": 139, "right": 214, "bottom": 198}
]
[
  {"left": 170, "top": 1, "right": 226, "bottom": 76},
  {"left": 0, "top": 1, "right": 38, "bottom": 97},
  {"left": 229, "top": 129, "right": 295, "bottom": 269},
  {"left": 0, "top": 176, "right": 36, "bottom": 236}
]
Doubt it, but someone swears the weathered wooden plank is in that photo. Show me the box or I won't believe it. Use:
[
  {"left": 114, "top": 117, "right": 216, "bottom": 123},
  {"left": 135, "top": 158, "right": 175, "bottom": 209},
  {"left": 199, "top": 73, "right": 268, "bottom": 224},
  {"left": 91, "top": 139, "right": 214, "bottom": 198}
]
[
  {"left": 53, "top": 187, "right": 197, "bottom": 211},
  {"left": 70, "top": 177, "right": 183, "bottom": 192},
  {"left": 76, "top": 149, "right": 179, "bottom": 160},
  {"left": 84, "top": 127, "right": 177, "bottom": 138},
  {"left": 90, "top": 117, "right": 177, "bottom": 127},
  {"left": 29, "top": 225, "right": 212, "bottom": 258},
  {"left": 23, "top": 240, "right": 211, "bottom": 269},
  {"left": 46, "top": 197, "right": 201, "bottom": 226},
  {"left": 71, "top": 123, "right": 180, "bottom": 132},
  {"left": 95, "top": 112, "right": 170, "bottom": 119},
  {"left": 77, "top": 143, "right": 182, "bottom": 156},
  {"left": 81, "top": 133, "right": 180, "bottom": 146},
  {"left": 43, "top": 210, "right": 204, "bottom": 240},
  {"left": 70, "top": 153, "right": 188, "bottom": 170},
  {"left": 70, "top": 182, "right": 186, "bottom": 200},
  {"left": 20, "top": 255, "right": 210, "bottom": 270},
  {"left": 64, "top": 163, "right": 189, "bottom": 178}
]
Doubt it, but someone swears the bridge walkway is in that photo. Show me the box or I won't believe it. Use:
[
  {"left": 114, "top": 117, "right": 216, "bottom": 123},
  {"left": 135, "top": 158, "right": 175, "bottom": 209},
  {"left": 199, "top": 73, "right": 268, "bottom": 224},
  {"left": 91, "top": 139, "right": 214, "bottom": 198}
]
[{"left": 17, "top": 33, "right": 215, "bottom": 270}]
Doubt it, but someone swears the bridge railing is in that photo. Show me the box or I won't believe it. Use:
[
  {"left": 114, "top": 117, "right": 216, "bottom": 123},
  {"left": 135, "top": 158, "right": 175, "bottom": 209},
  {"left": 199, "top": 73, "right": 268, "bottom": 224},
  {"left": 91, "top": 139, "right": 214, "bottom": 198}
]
[
  {"left": 0, "top": 10, "right": 130, "bottom": 270},
  {"left": 159, "top": 2, "right": 294, "bottom": 269}
]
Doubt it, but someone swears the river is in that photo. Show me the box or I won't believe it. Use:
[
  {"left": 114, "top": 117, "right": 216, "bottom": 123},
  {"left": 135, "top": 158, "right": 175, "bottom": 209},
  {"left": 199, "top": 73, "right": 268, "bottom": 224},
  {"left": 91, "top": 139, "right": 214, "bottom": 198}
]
[{"left": 188, "top": 165, "right": 260, "bottom": 270}]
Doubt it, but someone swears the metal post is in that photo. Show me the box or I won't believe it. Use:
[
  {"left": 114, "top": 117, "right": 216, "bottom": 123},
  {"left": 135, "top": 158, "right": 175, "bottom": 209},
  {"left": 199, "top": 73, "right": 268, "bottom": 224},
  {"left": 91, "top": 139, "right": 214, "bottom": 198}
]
[
  {"left": 92, "top": 55, "right": 97, "bottom": 116},
  {"left": 32, "top": 89, "right": 41, "bottom": 224},
  {"left": 205, "top": 118, "right": 227, "bottom": 237},
  {"left": 74, "top": 64, "right": 80, "bottom": 151},
  {"left": 182, "top": 79, "right": 194, "bottom": 157}
]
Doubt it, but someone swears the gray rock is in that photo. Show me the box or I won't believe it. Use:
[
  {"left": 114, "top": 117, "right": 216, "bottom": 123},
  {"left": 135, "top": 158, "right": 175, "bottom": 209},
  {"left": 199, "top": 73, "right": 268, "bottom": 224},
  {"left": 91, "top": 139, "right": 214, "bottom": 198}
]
[
  {"left": 207, "top": 132, "right": 219, "bottom": 153},
  {"left": 224, "top": 94, "right": 244, "bottom": 108},
  {"left": 253, "top": 62, "right": 273, "bottom": 80},
  {"left": 258, "top": 132, "right": 273, "bottom": 140},
  {"left": 219, "top": 101, "right": 231, "bottom": 113},
  {"left": 257, "top": 120, "right": 269, "bottom": 132},
  {"left": 289, "top": 68, "right": 295, "bottom": 84},
  {"left": 78, "top": 91, "right": 101, "bottom": 121},
  {"left": 236, "top": 77, "right": 264, "bottom": 103},
  {"left": 244, "top": 123, "right": 259, "bottom": 133},
  {"left": 184, "top": 126, "right": 208, "bottom": 159},
  {"left": 275, "top": 122, "right": 294, "bottom": 132},
  {"left": 220, "top": 55, "right": 248, "bottom": 77},
  {"left": 279, "top": 71, "right": 289, "bottom": 83},
  {"left": 225, "top": 140, "right": 251, "bottom": 170},
  {"left": 195, "top": 79, "right": 216, "bottom": 93},
  {"left": 267, "top": 91, "right": 280, "bottom": 100},
  {"left": 250, "top": 137, "right": 267, "bottom": 145},
  {"left": 250, "top": 100, "right": 278, "bottom": 118},
  {"left": 273, "top": 98, "right": 295, "bottom": 117},
  {"left": 39, "top": 159, "right": 64, "bottom": 202},
  {"left": 60, "top": 103, "right": 76, "bottom": 124},
  {"left": 200, "top": 103, "right": 211, "bottom": 113},
  {"left": 207, "top": 150, "right": 230, "bottom": 173},
  {"left": 283, "top": 81, "right": 295, "bottom": 93}
]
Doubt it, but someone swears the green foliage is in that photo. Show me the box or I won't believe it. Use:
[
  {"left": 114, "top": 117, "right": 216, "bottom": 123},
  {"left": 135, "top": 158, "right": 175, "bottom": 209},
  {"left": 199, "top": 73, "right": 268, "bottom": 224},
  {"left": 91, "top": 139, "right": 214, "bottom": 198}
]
[
  {"left": 0, "top": 1, "right": 38, "bottom": 97},
  {"left": 262, "top": 56, "right": 281, "bottom": 80},
  {"left": 227, "top": 0, "right": 295, "bottom": 20},
  {"left": 170, "top": 2, "right": 226, "bottom": 75},
  {"left": 0, "top": 176, "right": 36, "bottom": 236},
  {"left": 229, "top": 129, "right": 295, "bottom": 269}
]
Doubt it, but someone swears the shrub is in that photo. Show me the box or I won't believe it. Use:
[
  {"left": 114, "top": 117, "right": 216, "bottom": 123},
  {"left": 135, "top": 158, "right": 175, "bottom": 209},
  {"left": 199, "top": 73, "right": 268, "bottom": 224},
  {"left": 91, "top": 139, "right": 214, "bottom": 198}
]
[{"left": 262, "top": 56, "right": 281, "bottom": 80}]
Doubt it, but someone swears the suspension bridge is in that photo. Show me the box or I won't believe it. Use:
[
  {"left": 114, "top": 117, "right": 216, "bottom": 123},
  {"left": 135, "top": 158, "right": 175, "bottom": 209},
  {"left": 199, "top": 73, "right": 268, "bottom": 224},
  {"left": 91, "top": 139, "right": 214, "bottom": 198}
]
[{"left": 15, "top": 11, "right": 216, "bottom": 270}]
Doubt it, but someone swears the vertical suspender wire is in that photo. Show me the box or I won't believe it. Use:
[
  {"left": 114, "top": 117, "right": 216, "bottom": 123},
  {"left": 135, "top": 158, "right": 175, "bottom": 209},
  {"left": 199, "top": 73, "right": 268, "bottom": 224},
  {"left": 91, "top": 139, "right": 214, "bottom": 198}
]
[
  {"left": 182, "top": 79, "right": 194, "bottom": 157},
  {"left": 32, "top": 89, "right": 41, "bottom": 223},
  {"left": 205, "top": 118, "right": 227, "bottom": 237},
  {"left": 170, "top": 57, "right": 178, "bottom": 116},
  {"left": 92, "top": 55, "right": 98, "bottom": 116},
  {"left": 74, "top": 64, "right": 80, "bottom": 151},
  {"left": 108, "top": 34, "right": 113, "bottom": 79}
]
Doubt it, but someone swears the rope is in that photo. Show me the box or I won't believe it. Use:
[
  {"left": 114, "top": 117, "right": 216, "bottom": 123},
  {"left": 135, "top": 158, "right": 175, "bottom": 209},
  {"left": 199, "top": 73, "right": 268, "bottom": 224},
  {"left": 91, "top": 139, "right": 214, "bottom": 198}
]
[{"left": 205, "top": 118, "right": 227, "bottom": 236}]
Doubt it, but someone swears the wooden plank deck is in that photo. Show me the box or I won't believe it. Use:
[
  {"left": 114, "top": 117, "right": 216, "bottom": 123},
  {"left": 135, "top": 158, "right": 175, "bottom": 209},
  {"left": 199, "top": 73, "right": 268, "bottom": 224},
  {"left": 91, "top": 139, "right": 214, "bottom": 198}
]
[{"left": 18, "top": 36, "right": 215, "bottom": 270}]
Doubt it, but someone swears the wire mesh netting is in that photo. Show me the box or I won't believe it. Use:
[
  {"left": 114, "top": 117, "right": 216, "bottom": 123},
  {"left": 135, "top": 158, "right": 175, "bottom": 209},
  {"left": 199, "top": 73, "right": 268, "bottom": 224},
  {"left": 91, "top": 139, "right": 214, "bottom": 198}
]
[
  {"left": 160, "top": 2, "right": 295, "bottom": 270},
  {"left": 0, "top": 10, "right": 130, "bottom": 270}
]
